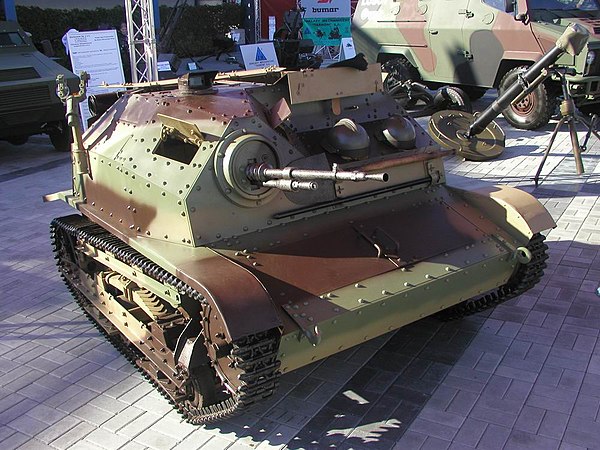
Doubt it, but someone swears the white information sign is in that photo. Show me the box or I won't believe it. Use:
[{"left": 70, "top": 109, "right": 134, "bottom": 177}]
[
  {"left": 268, "top": 16, "right": 276, "bottom": 40},
  {"left": 67, "top": 30, "right": 125, "bottom": 130},
  {"left": 303, "top": 0, "right": 351, "bottom": 19},
  {"left": 240, "top": 42, "right": 279, "bottom": 70},
  {"left": 340, "top": 37, "right": 356, "bottom": 60}
]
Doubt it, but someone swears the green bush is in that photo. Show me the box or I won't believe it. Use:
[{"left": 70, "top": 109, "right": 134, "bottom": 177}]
[{"left": 15, "top": 4, "right": 244, "bottom": 67}]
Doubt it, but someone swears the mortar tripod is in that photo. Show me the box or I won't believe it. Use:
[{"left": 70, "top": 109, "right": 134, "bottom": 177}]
[{"left": 533, "top": 68, "right": 600, "bottom": 186}]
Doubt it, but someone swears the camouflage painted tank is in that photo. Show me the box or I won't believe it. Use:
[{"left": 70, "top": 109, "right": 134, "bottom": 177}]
[
  {"left": 353, "top": 0, "right": 600, "bottom": 129},
  {"left": 46, "top": 64, "right": 553, "bottom": 423}
]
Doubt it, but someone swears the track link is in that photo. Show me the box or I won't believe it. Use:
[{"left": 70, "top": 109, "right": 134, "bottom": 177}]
[
  {"left": 51, "top": 214, "right": 281, "bottom": 423},
  {"left": 437, "top": 233, "right": 549, "bottom": 321}
]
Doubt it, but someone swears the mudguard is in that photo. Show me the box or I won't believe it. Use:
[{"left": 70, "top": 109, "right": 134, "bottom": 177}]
[{"left": 446, "top": 174, "right": 556, "bottom": 240}]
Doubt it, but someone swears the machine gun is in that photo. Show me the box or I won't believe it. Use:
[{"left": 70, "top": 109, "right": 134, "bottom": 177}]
[
  {"left": 246, "top": 162, "right": 388, "bottom": 192},
  {"left": 429, "top": 23, "right": 590, "bottom": 161}
]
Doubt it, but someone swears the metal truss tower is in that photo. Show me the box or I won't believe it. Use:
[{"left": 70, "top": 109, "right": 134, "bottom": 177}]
[
  {"left": 125, "top": 0, "right": 158, "bottom": 83},
  {"left": 254, "top": 0, "right": 261, "bottom": 44}
]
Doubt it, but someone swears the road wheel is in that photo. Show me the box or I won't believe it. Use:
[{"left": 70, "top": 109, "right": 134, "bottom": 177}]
[
  {"left": 48, "top": 120, "right": 71, "bottom": 152},
  {"left": 498, "top": 66, "right": 555, "bottom": 130}
]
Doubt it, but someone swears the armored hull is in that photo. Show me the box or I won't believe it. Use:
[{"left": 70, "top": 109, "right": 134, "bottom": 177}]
[{"left": 47, "top": 65, "right": 553, "bottom": 422}]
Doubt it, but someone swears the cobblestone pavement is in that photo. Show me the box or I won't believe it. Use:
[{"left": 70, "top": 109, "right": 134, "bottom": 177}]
[{"left": 0, "top": 94, "right": 599, "bottom": 450}]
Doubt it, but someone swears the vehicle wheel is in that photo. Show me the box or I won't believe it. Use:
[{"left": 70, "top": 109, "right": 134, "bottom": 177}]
[
  {"left": 498, "top": 66, "right": 555, "bottom": 130},
  {"left": 460, "top": 86, "right": 488, "bottom": 101},
  {"left": 48, "top": 120, "right": 71, "bottom": 152},
  {"left": 433, "top": 86, "right": 472, "bottom": 113},
  {"left": 7, "top": 135, "right": 28, "bottom": 146}
]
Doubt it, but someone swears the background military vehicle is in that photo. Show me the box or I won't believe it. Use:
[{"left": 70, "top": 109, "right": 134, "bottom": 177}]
[
  {"left": 46, "top": 64, "right": 553, "bottom": 423},
  {"left": 353, "top": 0, "right": 600, "bottom": 130},
  {"left": 0, "top": 20, "right": 78, "bottom": 151}
]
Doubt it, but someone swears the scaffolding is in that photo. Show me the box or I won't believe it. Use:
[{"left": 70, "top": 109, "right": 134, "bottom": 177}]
[{"left": 125, "top": 0, "right": 158, "bottom": 83}]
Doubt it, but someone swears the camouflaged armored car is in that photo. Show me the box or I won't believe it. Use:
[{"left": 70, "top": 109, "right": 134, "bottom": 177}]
[
  {"left": 0, "top": 21, "right": 78, "bottom": 150},
  {"left": 353, "top": 0, "right": 600, "bottom": 130}
]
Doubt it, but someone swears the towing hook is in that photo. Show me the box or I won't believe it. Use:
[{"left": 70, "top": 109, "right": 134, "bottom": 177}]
[{"left": 514, "top": 247, "right": 532, "bottom": 264}]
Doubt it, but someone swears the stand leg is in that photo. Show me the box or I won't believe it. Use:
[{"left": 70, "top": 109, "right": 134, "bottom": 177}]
[
  {"left": 533, "top": 116, "right": 568, "bottom": 186},
  {"left": 579, "top": 113, "right": 599, "bottom": 152},
  {"left": 568, "top": 118, "right": 585, "bottom": 175}
]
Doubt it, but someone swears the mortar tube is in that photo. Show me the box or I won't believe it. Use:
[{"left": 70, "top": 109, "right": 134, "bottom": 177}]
[{"left": 466, "top": 46, "right": 564, "bottom": 138}]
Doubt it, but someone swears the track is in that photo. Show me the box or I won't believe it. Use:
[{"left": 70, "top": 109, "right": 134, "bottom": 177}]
[
  {"left": 436, "top": 233, "right": 549, "bottom": 321},
  {"left": 51, "top": 214, "right": 281, "bottom": 424}
]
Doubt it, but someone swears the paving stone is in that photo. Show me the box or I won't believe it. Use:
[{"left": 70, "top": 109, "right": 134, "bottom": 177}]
[
  {"left": 175, "top": 428, "right": 221, "bottom": 450},
  {"left": 132, "top": 428, "right": 179, "bottom": 450},
  {"left": 116, "top": 411, "right": 162, "bottom": 438},
  {"left": 0, "top": 431, "right": 30, "bottom": 450},
  {"left": 504, "top": 430, "right": 560, "bottom": 450},
  {"left": 49, "top": 421, "right": 96, "bottom": 450},
  {"left": 100, "top": 405, "right": 145, "bottom": 433},
  {"left": 408, "top": 418, "right": 458, "bottom": 441},
  {"left": 452, "top": 417, "right": 487, "bottom": 447},
  {"left": 6, "top": 415, "right": 49, "bottom": 438},
  {"left": 71, "top": 403, "right": 115, "bottom": 427}
]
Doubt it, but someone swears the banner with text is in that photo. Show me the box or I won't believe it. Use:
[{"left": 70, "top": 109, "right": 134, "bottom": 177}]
[
  {"left": 302, "top": 0, "right": 351, "bottom": 46},
  {"left": 303, "top": 0, "right": 351, "bottom": 19}
]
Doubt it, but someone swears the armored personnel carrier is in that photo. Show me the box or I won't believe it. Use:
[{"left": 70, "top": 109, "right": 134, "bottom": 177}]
[
  {"left": 0, "top": 21, "right": 78, "bottom": 150},
  {"left": 353, "top": 0, "right": 600, "bottom": 130},
  {"left": 46, "top": 63, "right": 553, "bottom": 423}
]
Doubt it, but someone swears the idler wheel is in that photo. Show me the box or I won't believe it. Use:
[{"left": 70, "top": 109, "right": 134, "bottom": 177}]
[{"left": 428, "top": 110, "right": 505, "bottom": 161}]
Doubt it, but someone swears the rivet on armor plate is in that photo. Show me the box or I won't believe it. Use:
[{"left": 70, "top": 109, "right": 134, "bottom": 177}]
[
  {"left": 404, "top": 282, "right": 412, "bottom": 287},
  {"left": 382, "top": 290, "right": 391, "bottom": 296},
  {"left": 358, "top": 298, "right": 367, "bottom": 304}
]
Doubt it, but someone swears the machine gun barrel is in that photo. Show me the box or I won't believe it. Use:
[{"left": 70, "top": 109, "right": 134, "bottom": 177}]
[
  {"left": 246, "top": 162, "right": 388, "bottom": 191},
  {"left": 466, "top": 23, "right": 589, "bottom": 138}
]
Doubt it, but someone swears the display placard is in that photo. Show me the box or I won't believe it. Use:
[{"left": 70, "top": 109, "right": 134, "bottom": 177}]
[
  {"left": 67, "top": 30, "right": 125, "bottom": 130},
  {"left": 240, "top": 42, "right": 279, "bottom": 70},
  {"left": 302, "top": 17, "right": 351, "bottom": 46}
]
